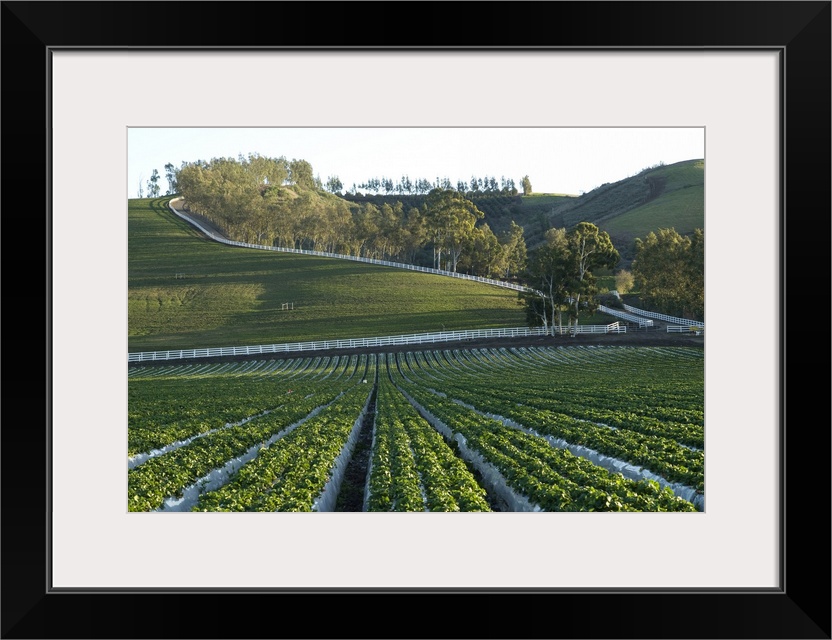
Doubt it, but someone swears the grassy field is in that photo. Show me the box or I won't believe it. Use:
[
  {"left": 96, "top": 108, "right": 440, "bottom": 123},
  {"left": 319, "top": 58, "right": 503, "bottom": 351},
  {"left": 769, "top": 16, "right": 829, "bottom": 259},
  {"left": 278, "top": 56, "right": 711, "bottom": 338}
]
[
  {"left": 128, "top": 198, "right": 528, "bottom": 352},
  {"left": 519, "top": 193, "right": 578, "bottom": 206},
  {"left": 601, "top": 160, "right": 704, "bottom": 240}
]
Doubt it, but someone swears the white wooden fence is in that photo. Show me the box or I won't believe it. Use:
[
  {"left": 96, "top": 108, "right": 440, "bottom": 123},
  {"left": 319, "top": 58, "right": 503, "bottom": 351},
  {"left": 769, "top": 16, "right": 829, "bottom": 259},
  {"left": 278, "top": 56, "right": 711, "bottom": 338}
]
[
  {"left": 621, "top": 303, "right": 702, "bottom": 327},
  {"left": 167, "top": 199, "right": 533, "bottom": 294},
  {"left": 127, "top": 323, "right": 625, "bottom": 363},
  {"left": 667, "top": 325, "right": 704, "bottom": 334},
  {"left": 597, "top": 304, "right": 654, "bottom": 328}
]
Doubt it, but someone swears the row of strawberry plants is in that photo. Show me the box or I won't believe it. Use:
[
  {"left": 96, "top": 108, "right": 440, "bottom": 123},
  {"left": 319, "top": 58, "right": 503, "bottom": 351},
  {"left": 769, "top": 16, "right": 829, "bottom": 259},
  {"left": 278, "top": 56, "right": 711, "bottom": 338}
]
[
  {"left": 398, "top": 352, "right": 704, "bottom": 494},
  {"left": 459, "top": 347, "right": 704, "bottom": 423},
  {"left": 193, "top": 368, "right": 376, "bottom": 512},
  {"left": 432, "top": 375, "right": 704, "bottom": 449},
  {"left": 365, "top": 381, "right": 425, "bottom": 511},
  {"left": 128, "top": 374, "right": 349, "bottom": 469},
  {"left": 365, "top": 360, "right": 491, "bottom": 512},
  {"left": 390, "top": 365, "right": 696, "bottom": 512},
  {"left": 128, "top": 374, "right": 358, "bottom": 511},
  {"left": 468, "top": 423, "right": 696, "bottom": 512},
  {"left": 128, "top": 356, "right": 355, "bottom": 456},
  {"left": 520, "top": 347, "right": 704, "bottom": 415},
  {"left": 494, "top": 346, "right": 704, "bottom": 435},
  {"left": 481, "top": 345, "right": 702, "bottom": 396},
  {"left": 415, "top": 349, "right": 704, "bottom": 447},
  {"left": 128, "top": 356, "right": 299, "bottom": 379},
  {"left": 520, "top": 343, "right": 703, "bottom": 371},
  {"left": 128, "top": 353, "right": 350, "bottom": 381}
]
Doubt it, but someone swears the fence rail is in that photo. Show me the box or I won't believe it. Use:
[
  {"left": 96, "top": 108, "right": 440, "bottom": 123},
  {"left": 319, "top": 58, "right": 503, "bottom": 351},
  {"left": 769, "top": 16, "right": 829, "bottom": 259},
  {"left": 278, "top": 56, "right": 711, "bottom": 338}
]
[
  {"left": 128, "top": 323, "right": 626, "bottom": 363},
  {"left": 667, "top": 325, "right": 704, "bottom": 334},
  {"left": 621, "top": 303, "right": 702, "bottom": 327},
  {"left": 167, "top": 199, "right": 533, "bottom": 294},
  {"left": 597, "top": 305, "right": 654, "bottom": 328}
]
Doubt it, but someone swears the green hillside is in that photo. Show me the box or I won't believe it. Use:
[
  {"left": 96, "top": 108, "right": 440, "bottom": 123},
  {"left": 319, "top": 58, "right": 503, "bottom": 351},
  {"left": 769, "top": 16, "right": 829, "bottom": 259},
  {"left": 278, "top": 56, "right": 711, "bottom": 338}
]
[
  {"left": 525, "top": 159, "right": 704, "bottom": 262},
  {"left": 128, "top": 198, "right": 526, "bottom": 352},
  {"left": 347, "top": 160, "right": 703, "bottom": 266},
  {"left": 596, "top": 160, "right": 704, "bottom": 258}
]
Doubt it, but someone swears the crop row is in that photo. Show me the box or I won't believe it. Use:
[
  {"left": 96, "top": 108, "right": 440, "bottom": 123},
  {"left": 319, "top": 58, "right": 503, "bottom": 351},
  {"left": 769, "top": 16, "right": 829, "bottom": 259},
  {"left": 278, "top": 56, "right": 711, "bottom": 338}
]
[
  {"left": 365, "top": 360, "right": 491, "bottom": 512},
  {"left": 461, "top": 346, "right": 703, "bottom": 406},
  {"left": 432, "top": 346, "right": 704, "bottom": 421},
  {"left": 389, "top": 360, "right": 697, "bottom": 512},
  {"left": 193, "top": 370, "right": 376, "bottom": 512},
  {"left": 410, "top": 350, "right": 703, "bottom": 448},
  {"left": 396, "top": 352, "right": 704, "bottom": 493},
  {"left": 128, "top": 356, "right": 357, "bottom": 456},
  {"left": 128, "top": 373, "right": 359, "bottom": 511}
]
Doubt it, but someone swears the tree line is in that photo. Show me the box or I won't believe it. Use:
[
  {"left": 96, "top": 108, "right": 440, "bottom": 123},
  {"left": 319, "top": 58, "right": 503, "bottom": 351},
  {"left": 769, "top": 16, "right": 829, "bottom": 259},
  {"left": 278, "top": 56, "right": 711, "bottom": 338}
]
[
  {"left": 631, "top": 228, "right": 704, "bottom": 321},
  {"left": 338, "top": 174, "right": 533, "bottom": 197},
  {"left": 171, "top": 154, "right": 528, "bottom": 280}
]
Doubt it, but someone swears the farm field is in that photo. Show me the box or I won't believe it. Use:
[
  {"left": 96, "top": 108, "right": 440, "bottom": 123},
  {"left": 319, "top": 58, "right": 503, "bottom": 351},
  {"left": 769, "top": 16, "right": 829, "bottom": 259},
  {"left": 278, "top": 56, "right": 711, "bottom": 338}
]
[
  {"left": 128, "top": 344, "right": 704, "bottom": 513},
  {"left": 128, "top": 198, "right": 527, "bottom": 352}
]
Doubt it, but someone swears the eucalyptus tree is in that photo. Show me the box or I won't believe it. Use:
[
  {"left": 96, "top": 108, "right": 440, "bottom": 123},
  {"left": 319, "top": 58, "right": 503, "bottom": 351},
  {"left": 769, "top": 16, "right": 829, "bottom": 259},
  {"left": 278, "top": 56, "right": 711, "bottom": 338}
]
[
  {"left": 565, "top": 222, "right": 619, "bottom": 330},
  {"left": 354, "top": 203, "right": 380, "bottom": 258},
  {"left": 289, "top": 159, "right": 315, "bottom": 189},
  {"left": 400, "top": 207, "right": 428, "bottom": 264},
  {"left": 164, "top": 163, "right": 178, "bottom": 195},
  {"left": 373, "top": 202, "right": 402, "bottom": 259},
  {"left": 146, "top": 169, "right": 161, "bottom": 198},
  {"left": 458, "top": 223, "right": 504, "bottom": 278},
  {"left": 499, "top": 220, "right": 528, "bottom": 279},
  {"left": 424, "top": 188, "right": 484, "bottom": 272},
  {"left": 686, "top": 228, "right": 705, "bottom": 320},
  {"left": 520, "top": 227, "right": 573, "bottom": 334},
  {"left": 324, "top": 176, "right": 343, "bottom": 194},
  {"left": 246, "top": 154, "right": 288, "bottom": 189},
  {"left": 520, "top": 223, "right": 619, "bottom": 334},
  {"left": 632, "top": 227, "right": 704, "bottom": 320}
]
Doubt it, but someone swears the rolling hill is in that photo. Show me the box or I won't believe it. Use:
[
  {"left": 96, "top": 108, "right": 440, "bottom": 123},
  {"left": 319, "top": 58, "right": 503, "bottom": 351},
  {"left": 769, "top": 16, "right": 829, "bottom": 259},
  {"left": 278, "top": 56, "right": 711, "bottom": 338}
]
[
  {"left": 345, "top": 159, "right": 704, "bottom": 266},
  {"left": 128, "top": 198, "right": 527, "bottom": 352},
  {"left": 541, "top": 159, "right": 705, "bottom": 263}
]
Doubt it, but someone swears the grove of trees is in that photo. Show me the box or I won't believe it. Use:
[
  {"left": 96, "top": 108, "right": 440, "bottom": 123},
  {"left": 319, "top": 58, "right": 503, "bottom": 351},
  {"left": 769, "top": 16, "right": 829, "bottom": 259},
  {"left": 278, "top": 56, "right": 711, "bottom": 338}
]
[
  {"left": 518, "top": 224, "right": 704, "bottom": 331},
  {"left": 519, "top": 222, "right": 619, "bottom": 334},
  {"left": 171, "top": 154, "right": 529, "bottom": 280},
  {"left": 632, "top": 228, "right": 704, "bottom": 321}
]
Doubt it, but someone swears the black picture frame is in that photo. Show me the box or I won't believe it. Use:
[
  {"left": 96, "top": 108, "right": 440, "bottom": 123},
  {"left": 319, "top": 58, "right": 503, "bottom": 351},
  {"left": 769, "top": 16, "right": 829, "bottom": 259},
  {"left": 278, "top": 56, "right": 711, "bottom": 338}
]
[{"left": 3, "top": 2, "right": 829, "bottom": 638}]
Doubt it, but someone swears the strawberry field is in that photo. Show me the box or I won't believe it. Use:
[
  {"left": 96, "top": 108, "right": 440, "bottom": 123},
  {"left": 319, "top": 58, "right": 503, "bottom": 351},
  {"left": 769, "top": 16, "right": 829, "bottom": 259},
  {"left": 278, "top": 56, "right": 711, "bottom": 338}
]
[{"left": 128, "top": 345, "right": 704, "bottom": 512}]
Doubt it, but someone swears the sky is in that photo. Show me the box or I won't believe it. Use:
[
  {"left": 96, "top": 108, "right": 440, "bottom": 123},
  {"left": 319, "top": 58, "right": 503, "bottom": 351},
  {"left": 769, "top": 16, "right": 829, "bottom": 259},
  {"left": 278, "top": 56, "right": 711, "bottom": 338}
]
[{"left": 128, "top": 127, "right": 704, "bottom": 199}]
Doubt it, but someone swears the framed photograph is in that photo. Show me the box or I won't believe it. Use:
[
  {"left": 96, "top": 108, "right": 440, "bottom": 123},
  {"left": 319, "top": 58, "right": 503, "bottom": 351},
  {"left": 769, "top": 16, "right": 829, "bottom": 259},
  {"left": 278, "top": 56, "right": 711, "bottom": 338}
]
[{"left": 5, "top": 1, "right": 829, "bottom": 638}]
